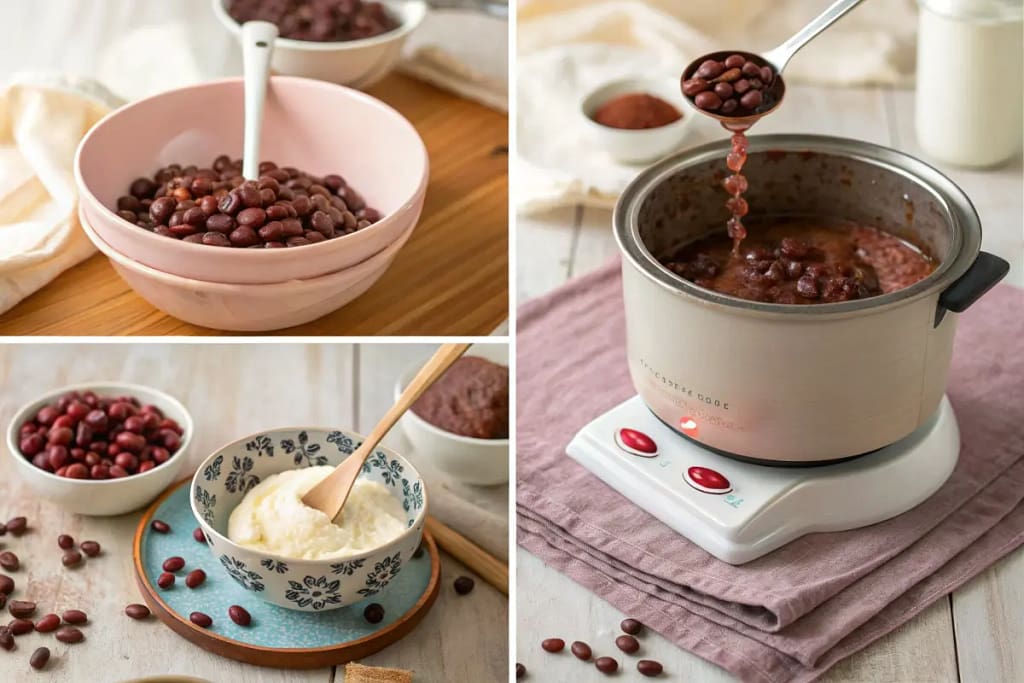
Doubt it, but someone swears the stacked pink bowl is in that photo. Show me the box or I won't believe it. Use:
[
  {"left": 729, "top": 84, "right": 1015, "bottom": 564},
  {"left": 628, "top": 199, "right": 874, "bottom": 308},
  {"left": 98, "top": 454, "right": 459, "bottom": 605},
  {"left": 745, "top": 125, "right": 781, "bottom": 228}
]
[{"left": 74, "top": 76, "right": 428, "bottom": 332}]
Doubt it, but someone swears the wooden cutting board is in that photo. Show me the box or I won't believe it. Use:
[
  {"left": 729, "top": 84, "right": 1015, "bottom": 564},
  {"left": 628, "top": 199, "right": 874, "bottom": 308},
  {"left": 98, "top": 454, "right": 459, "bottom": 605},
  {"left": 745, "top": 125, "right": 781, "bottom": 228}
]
[{"left": 0, "top": 74, "right": 507, "bottom": 336}]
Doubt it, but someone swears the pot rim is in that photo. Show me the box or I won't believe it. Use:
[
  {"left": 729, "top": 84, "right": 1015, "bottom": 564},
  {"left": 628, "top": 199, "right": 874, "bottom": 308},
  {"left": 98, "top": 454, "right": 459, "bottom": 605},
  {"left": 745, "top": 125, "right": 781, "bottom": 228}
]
[{"left": 614, "top": 134, "right": 982, "bottom": 317}]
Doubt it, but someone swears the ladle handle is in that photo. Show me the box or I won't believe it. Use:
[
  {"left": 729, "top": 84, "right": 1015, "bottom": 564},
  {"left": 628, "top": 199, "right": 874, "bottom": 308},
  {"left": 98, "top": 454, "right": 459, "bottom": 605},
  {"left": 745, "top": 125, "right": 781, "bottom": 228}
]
[
  {"left": 763, "top": 0, "right": 866, "bottom": 73},
  {"left": 241, "top": 21, "right": 278, "bottom": 181}
]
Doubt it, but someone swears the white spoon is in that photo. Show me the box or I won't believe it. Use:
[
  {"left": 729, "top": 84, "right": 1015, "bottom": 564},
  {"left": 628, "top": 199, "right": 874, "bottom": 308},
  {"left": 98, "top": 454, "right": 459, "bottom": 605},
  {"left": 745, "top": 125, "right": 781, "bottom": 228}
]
[{"left": 240, "top": 21, "right": 278, "bottom": 181}]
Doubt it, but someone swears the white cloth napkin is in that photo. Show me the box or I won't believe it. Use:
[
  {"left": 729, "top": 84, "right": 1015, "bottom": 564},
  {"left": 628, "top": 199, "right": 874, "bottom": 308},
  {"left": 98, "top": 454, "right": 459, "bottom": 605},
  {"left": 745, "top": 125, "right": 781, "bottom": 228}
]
[
  {"left": 0, "top": 74, "right": 118, "bottom": 315},
  {"left": 516, "top": 0, "right": 918, "bottom": 212}
]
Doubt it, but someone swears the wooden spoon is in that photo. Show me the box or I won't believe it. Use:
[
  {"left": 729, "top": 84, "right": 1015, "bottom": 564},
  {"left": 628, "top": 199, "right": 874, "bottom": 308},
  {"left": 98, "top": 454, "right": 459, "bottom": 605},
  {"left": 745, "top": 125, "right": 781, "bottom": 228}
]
[{"left": 302, "top": 343, "right": 471, "bottom": 521}]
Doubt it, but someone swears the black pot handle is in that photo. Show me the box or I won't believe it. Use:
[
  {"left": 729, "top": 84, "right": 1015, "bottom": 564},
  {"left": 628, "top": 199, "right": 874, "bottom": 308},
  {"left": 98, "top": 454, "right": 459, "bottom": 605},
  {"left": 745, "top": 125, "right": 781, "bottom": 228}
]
[{"left": 934, "top": 251, "right": 1010, "bottom": 327}]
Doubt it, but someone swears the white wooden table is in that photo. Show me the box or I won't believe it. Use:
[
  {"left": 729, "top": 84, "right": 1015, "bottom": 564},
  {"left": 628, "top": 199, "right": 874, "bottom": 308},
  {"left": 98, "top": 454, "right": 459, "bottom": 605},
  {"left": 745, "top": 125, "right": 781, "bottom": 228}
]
[
  {"left": 0, "top": 343, "right": 508, "bottom": 682},
  {"left": 516, "top": 85, "right": 1024, "bottom": 682}
]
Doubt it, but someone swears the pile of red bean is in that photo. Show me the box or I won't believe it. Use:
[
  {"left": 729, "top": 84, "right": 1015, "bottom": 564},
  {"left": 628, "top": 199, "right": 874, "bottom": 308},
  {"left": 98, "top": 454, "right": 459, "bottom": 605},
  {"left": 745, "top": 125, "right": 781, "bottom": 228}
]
[
  {"left": 227, "top": 0, "right": 398, "bottom": 42},
  {"left": 114, "top": 156, "right": 382, "bottom": 249},
  {"left": 17, "top": 392, "right": 184, "bottom": 480},
  {"left": 682, "top": 54, "right": 776, "bottom": 115},
  {"left": 519, "top": 617, "right": 663, "bottom": 678}
]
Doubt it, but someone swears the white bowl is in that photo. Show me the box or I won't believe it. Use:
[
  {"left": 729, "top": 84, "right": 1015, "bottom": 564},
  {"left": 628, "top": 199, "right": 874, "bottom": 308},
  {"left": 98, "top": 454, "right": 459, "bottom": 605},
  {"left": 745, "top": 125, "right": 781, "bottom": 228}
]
[
  {"left": 212, "top": 0, "right": 427, "bottom": 89},
  {"left": 191, "top": 427, "right": 427, "bottom": 611},
  {"left": 580, "top": 77, "right": 694, "bottom": 165},
  {"left": 6, "top": 382, "right": 194, "bottom": 516},
  {"left": 396, "top": 344, "right": 508, "bottom": 486}
]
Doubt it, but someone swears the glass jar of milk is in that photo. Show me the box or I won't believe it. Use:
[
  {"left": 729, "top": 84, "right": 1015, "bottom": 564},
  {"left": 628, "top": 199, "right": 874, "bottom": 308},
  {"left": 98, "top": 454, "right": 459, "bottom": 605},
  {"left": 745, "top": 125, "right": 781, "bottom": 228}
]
[{"left": 915, "top": 0, "right": 1023, "bottom": 167}]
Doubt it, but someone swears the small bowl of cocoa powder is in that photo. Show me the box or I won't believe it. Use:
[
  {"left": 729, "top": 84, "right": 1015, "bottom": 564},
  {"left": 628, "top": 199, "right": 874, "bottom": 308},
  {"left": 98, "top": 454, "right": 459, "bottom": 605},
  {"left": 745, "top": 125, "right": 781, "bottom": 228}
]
[{"left": 580, "top": 78, "right": 693, "bottom": 164}]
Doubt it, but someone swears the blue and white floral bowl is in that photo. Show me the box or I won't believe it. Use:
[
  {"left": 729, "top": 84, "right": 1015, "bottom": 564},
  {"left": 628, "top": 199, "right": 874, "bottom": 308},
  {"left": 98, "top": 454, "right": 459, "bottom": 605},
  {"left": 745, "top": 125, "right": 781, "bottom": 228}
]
[{"left": 190, "top": 427, "right": 427, "bottom": 612}]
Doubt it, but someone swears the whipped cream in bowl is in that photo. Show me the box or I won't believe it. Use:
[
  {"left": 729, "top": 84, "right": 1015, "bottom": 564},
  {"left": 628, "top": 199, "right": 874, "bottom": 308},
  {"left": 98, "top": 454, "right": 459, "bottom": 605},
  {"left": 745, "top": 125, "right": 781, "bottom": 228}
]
[{"left": 190, "top": 427, "right": 427, "bottom": 611}]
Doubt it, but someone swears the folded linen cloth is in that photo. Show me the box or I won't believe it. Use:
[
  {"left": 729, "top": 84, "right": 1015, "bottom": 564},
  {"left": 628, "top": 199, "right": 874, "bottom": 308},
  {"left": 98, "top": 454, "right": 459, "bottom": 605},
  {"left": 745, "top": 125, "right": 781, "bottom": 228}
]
[
  {"left": 516, "top": 0, "right": 918, "bottom": 211},
  {"left": 0, "top": 74, "right": 118, "bottom": 315},
  {"left": 516, "top": 260, "right": 1024, "bottom": 682},
  {"left": 344, "top": 662, "right": 414, "bottom": 682}
]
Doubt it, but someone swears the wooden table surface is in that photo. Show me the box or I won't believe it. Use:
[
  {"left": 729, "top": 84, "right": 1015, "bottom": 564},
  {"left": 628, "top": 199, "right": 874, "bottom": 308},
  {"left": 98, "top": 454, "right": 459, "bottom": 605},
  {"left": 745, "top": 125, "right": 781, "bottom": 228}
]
[
  {"left": 516, "top": 85, "right": 1023, "bottom": 682},
  {"left": 0, "top": 343, "right": 509, "bottom": 682},
  {"left": 0, "top": 74, "right": 508, "bottom": 337}
]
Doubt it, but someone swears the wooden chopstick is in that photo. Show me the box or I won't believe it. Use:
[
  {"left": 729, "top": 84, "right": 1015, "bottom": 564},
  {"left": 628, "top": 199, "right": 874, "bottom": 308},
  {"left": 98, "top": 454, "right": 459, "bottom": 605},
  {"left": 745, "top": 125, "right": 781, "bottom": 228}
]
[{"left": 425, "top": 516, "right": 508, "bottom": 595}]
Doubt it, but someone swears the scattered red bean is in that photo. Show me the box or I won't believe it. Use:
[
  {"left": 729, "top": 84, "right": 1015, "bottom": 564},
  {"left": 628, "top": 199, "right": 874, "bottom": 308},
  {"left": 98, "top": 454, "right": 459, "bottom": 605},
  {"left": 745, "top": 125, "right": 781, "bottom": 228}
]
[
  {"left": 595, "top": 656, "right": 618, "bottom": 674},
  {"left": 0, "top": 552, "right": 18, "bottom": 571},
  {"left": 541, "top": 638, "right": 565, "bottom": 653},
  {"left": 55, "top": 626, "right": 84, "bottom": 643},
  {"left": 0, "top": 594, "right": 6, "bottom": 610},
  {"left": 8, "top": 601, "right": 35, "bottom": 618},
  {"left": 0, "top": 627, "right": 12, "bottom": 651},
  {"left": 570, "top": 641, "right": 592, "bottom": 661},
  {"left": 62, "top": 610, "right": 88, "bottom": 625},
  {"left": 638, "top": 659, "right": 664, "bottom": 676},
  {"left": 185, "top": 569, "right": 206, "bottom": 588},
  {"left": 0, "top": 575, "right": 14, "bottom": 595},
  {"left": 193, "top": 527, "right": 206, "bottom": 543},
  {"left": 616, "top": 634, "right": 640, "bottom": 654},
  {"left": 151, "top": 520, "right": 171, "bottom": 534},
  {"left": 453, "top": 576, "right": 475, "bottom": 595},
  {"left": 362, "top": 603, "right": 384, "bottom": 624},
  {"left": 162, "top": 557, "right": 185, "bottom": 572},
  {"left": 620, "top": 618, "right": 643, "bottom": 635},
  {"left": 30, "top": 646, "right": 50, "bottom": 669},
  {"left": 62, "top": 550, "right": 83, "bottom": 568},
  {"left": 157, "top": 572, "right": 175, "bottom": 589},
  {"left": 34, "top": 614, "right": 60, "bottom": 633},
  {"left": 57, "top": 534, "right": 74, "bottom": 549},
  {"left": 5, "top": 517, "right": 26, "bottom": 536},
  {"left": 125, "top": 604, "right": 150, "bottom": 619},
  {"left": 9, "top": 618, "right": 33, "bottom": 635},
  {"left": 80, "top": 540, "right": 101, "bottom": 557},
  {"left": 189, "top": 611, "right": 212, "bottom": 628},
  {"left": 228, "top": 605, "right": 251, "bottom": 626}
]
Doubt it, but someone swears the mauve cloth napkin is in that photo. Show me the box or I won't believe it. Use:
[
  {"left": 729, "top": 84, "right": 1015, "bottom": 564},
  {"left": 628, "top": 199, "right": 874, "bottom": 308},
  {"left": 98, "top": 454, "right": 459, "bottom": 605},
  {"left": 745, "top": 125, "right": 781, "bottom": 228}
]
[{"left": 516, "top": 260, "right": 1024, "bottom": 683}]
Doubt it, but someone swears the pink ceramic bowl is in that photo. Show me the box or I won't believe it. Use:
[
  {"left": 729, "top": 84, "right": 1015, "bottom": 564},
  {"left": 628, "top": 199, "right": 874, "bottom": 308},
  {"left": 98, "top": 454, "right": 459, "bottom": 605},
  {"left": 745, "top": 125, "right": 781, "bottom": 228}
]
[
  {"left": 74, "top": 76, "right": 428, "bottom": 285},
  {"left": 79, "top": 206, "right": 416, "bottom": 332}
]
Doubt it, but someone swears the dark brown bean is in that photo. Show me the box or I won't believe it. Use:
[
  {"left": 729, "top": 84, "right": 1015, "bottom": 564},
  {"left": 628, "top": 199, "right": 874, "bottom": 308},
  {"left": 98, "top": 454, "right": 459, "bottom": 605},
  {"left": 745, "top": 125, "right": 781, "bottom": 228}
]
[
  {"left": 742, "top": 61, "right": 761, "bottom": 77},
  {"left": 80, "top": 540, "right": 101, "bottom": 557},
  {"left": 125, "top": 604, "right": 150, "bottom": 619},
  {"left": 363, "top": 603, "right": 385, "bottom": 624},
  {"left": 595, "top": 656, "right": 618, "bottom": 674},
  {"left": 516, "top": 662, "right": 526, "bottom": 678},
  {"left": 720, "top": 99, "right": 739, "bottom": 114},
  {"left": 760, "top": 66, "right": 774, "bottom": 83},
  {"left": 189, "top": 611, "right": 212, "bottom": 628},
  {"left": 228, "top": 605, "right": 251, "bottom": 626},
  {"left": 130, "top": 178, "right": 157, "bottom": 199},
  {"left": 239, "top": 184, "right": 262, "bottom": 208},
  {"left": 714, "top": 82, "right": 734, "bottom": 99},
  {"left": 0, "top": 594, "right": 6, "bottom": 610},
  {"left": 9, "top": 618, "right": 33, "bottom": 635},
  {"left": 62, "top": 550, "right": 83, "bottom": 568},
  {"left": 310, "top": 210, "right": 334, "bottom": 237},
  {"left": 34, "top": 614, "right": 60, "bottom": 633},
  {"left": 695, "top": 59, "right": 724, "bottom": 79},
  {"left": 740, "top": 90, "right": 763, "bottom": 109},
  {"left": 0, "top": 575, "right": 13, "bottom": 595},
  {"left": 30, "top": 646, "right": 50, "bottom": 669},
  {"left": 6, "top": 517, "right": 26, "bottom": 536},
  {"left": 638, "top": 660, "right": 664, "bottom": 676},
  {"left": 453, "top": 576, "right": 475, "bottom": 595},
  {"left": 236, "top": 207, "right": 266, "bottom": 228},
  {"left": 185, "top": 569, "right": 206, "bottom": 588},
  {"left": 716, "top": 67, "right": 742, "bottom": 83},
  {"left": 193, "top": 527, "right": 206, "bottom": 543},
  {"left": 0, "top": 552, "right": 18, "bottom": 571},
  {"left": 151, "top": 520, "right": 170, "bottom": 534},
  {"left": 724, "top": 54, "right": 746, "bottom": 69},
  {"left": 55, "top": 626, "right": 84, "bottom": 643},
  {"left": 205, "top": 213, "right": 235, "bottom": 234},
  {"left": 615, "top": 634, "right": 640, "bottom": 654},
  {"left": 149, "top": 196, "right": 177, "bottom": 224},
  {"left": 694, "top": 91, "right": 722, "bottom": 111},
  {"left": 0, "top": 627, "right": 12, "bottom": 651},
  {"left": 571, "top": 641, "right": 592, "bottom": 660},
  {"left": 681, "top": 77, "right": 709, "bottom": 97},
  {"left": 58, "top": 534, "right": 74, "bottom": 549},
  {"left": 62, "top": 610, "right": 87, "bottom": 625},
  {"left": 157, "top": 572, "right": 175, "bottom": 589},
  {"left": 620, "top": 618, "right": 643, "bottom": 635},
  {"left": 8, "top": 601, "right": 35, "bottom": 618},
  {"left": 163, "top": 556, "right": 185, "bottom": 572},
  {"left": 541, "top": 638, "right": 564, "bottom": 652}
]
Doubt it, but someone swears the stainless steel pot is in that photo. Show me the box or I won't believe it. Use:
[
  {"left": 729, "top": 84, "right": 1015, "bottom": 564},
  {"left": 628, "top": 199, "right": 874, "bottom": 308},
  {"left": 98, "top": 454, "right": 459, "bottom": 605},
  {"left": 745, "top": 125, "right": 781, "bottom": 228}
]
[{"left": 614, "top": 135, "right": 1008, "bottom": 465}]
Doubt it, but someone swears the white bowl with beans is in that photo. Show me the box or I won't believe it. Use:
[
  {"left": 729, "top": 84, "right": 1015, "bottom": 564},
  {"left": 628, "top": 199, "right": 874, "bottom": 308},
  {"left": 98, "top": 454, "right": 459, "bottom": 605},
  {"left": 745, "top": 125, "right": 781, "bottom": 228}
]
[
  {"left": 191, "top": 427, "right": 426, "bottom": 611},
  {"left": 580, "top": 77, "right": 694, "bottom": 165},
  {"left": 396, "top": 344, "right": 509, "bottom": 486},
  {"left": 6, "top": 383, "right": 194, "bottom": 516},
  {"left": 212, "top": 0, "right": 427, "bottom": 89}
]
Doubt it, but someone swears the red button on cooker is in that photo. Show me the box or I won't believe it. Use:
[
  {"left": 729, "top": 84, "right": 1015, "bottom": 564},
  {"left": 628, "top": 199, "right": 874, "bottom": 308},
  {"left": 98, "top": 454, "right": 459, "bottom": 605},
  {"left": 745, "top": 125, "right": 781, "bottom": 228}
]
[
  {"left": 615, "top": 428, "right": 658, "bottom": 458},
  {"left": 685, "top": 466, "right": 732, "bottom": 494}
]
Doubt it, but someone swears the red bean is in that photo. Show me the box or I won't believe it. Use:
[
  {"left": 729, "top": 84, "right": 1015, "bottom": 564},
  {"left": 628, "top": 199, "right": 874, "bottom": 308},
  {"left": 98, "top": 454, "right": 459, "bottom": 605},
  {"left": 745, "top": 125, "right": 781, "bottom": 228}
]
[
  {"left": 9, "top": 600, "right": 36, "bottom": 618},
  {"left": 595, "top": 657, "right": 618, "bottom": 674},
  {"left": 571, "top": 641, "right": 592, "bottom": 660},
  {"left": 0, "top": 575, "right": 13, "bottom": 595},
  {"left": 30, "top": 646, "right": 50, "bottom": 669},
  {"left": 157, "top": 572, "right": 175, "bottom": 589},
  {"left": 62, "top": 610, "right": 88, "bottom": 625},
  {"left": 125, "top": 604, "right": 150, "bottom": 619},
  {"left": 62, "top": 550, "right": 83, "bottom": 567},
  {"left": 0, "top": 552, "right": 18, "bottom": 571},
  {"left": 10, "top": 618, "right": 33, "bottom": 634},
  {"left": 151, "top": 520, "right": 171, "bottom": 534},
  {"left": 620, "top": 618, "right": 643, "bottom": 635},
  {"left": 163, "top": 556, "right": 186, "bottom": 572},
  {"left": 694, "top": 91, "right": 722, "bottom": 111},
  {"left": 228, "top": 605, "right": 251, "bottom": 626},
  {"left": 55, "top": 626, "right": 84, "bottom": 643},
  {"left": 615, "top": 634, "right": 640, "bottom": 654},
  {"left": 541, "top": 638, "right": 564, "bottom": 652},
  {"left": 185, "top": 569, "right": 206, "bottom": 588},
  {"left": 79, "top": 540, "right": 101, "bottom": 557},
  {"left": 34, "top": 614, "right": 60, "bottom": 633},
  {"left": 638, "top": 660, "right": 664, "bottom": 676},
  {"left": 189, "top": 611, "right": 212, "bottom": 628}
]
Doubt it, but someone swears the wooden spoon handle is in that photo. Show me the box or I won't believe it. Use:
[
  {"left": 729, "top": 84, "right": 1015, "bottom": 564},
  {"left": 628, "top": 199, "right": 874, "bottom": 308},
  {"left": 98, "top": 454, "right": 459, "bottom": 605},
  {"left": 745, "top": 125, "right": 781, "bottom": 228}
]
[{"left": 426, "top": 516, "right": 508, "bottom": 595}]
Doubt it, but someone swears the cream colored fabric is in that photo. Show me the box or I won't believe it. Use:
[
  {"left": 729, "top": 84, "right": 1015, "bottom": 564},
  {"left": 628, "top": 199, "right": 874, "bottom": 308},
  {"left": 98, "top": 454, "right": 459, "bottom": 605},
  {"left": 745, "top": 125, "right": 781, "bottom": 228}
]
[
  {"left": 344, "top": 662, "right": 414, "bottom": 682},
  {"left": 0, "top": 74, "right": 118, "bottom": 315},
  {"left": 516, "top": 0, "right": 919, "bottom": 212}
]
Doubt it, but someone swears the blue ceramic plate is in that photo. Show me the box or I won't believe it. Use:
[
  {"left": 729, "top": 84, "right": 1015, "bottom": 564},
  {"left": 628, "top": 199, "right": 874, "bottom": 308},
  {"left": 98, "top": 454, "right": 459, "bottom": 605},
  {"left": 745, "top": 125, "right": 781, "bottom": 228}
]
[{"left": 133, "top": 479, "right": 440, "bottom": 668}]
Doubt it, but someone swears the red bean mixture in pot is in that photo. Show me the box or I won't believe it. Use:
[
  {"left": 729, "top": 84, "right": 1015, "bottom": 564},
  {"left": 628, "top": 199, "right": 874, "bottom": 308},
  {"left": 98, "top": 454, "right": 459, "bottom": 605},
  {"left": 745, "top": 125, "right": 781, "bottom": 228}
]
[
  {"left": 593, "top": 93, "right": 682, "bottom": 130},
  {"left": 115, "top": 156, "right": 382, "bottom": 249},
  {"left": 411, "top": 357, "right": 509, "bottom": 439},
  {"left": 227, "top": 0, "right": 398, "bottom": 42},
  {"left": 662, "top": 218, "right": 936, "bottom": 304},
  {"left": 17, "top": 391, "right": 185, "bottom": 479}
]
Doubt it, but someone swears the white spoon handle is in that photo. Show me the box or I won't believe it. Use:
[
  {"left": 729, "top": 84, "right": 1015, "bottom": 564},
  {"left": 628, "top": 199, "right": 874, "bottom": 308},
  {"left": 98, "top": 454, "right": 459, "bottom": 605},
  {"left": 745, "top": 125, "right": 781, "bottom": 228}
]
[{"left": 241, "top": 21, "right": 278, "bottom": 181}]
